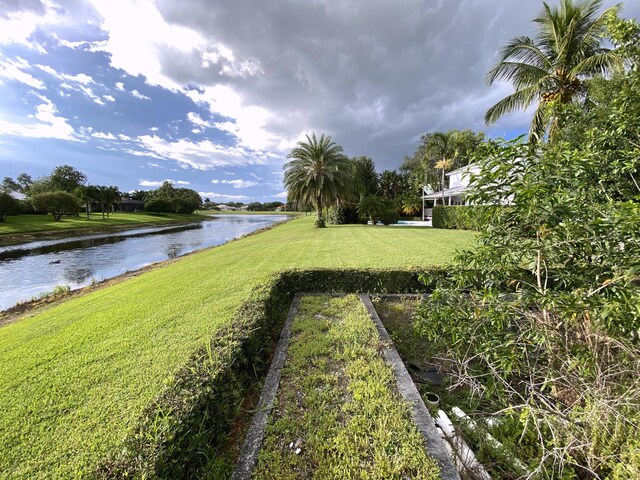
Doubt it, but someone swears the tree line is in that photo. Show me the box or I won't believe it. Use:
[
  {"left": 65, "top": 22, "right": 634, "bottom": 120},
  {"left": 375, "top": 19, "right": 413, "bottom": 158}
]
[
  {"left": 284, "top": 129, "right": 487, "bottom": 227},
  {"left": 1, "top": 166, "right": 202, "bottom": 222}
]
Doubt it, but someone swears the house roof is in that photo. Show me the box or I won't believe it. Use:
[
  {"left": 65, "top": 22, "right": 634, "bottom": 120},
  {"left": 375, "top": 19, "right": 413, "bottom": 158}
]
[{"left": 421, "top": 185, "right": 469, "bottom": 200}]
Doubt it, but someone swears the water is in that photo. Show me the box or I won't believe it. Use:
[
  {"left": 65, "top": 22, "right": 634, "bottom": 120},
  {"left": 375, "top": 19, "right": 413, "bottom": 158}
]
[{"left": 0, "top": 214, "right": 288, "bottom": 311}]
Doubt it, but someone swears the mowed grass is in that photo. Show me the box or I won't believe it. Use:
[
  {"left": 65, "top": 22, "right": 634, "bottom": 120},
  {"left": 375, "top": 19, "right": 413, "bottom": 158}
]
[
  {"left": 0, "top": 217, "right": 475, "bottom": 477},
  {"left": 254, "top": 295, "right": 440, "bottom": 479},
  {"left": 0, "top": 212, "right": 204, "bottom": 236}
]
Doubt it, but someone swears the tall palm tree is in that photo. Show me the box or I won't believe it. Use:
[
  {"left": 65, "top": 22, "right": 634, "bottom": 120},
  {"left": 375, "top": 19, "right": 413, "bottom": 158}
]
[
  {"left": 284, "top": 133, "right": 352, "bottom": 227},
  {"left": 485, "top": 0, "right": 620, "bottom": 142}
]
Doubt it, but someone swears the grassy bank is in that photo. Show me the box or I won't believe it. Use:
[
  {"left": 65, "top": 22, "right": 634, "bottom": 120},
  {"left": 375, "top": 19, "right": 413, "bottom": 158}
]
[
  {"left": 0, "top": 217, "right": 475, "bottom": 477},
  {"left": 0, "top": 212, "right": 205, "bottom": 245},
  {"left": 254, "top": 295, "right": 440, "bottom": 479}
]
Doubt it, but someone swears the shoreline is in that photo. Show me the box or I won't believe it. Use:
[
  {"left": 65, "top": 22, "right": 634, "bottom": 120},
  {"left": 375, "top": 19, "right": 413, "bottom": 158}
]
[
  {"left": 0, "top": 215, "right": 211, "bottom": 247},
  {"left": 0, "top": 215, "right": 293, "bottom": 327}
]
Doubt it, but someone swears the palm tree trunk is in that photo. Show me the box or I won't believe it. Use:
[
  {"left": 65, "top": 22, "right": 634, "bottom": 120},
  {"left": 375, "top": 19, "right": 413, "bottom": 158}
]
[
  {"left": 316, "top": 195, "right": 323, "bottom": 222},
  {"left": 441, "top": 161, "right": 446, "bottom": 206}
]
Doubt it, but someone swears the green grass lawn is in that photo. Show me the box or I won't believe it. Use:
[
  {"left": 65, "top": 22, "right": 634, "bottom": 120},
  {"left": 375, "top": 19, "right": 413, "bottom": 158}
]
[
  {"left": 254, "top": 295, "right": 440, "bottom": 479},
  {"left": 0, "top": 212, "right": 204, "bottom": 236},
  {"left": 0, "top": 217, "right": 475, "bottom": 478}
]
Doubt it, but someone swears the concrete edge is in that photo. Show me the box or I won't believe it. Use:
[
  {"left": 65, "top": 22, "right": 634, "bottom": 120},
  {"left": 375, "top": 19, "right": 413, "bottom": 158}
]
[
  {"left": 231, "top": 293, "right": 302, "bottom": 480},
  {"left": 359, "top": 293, "right": 460, "bottom": 480}
]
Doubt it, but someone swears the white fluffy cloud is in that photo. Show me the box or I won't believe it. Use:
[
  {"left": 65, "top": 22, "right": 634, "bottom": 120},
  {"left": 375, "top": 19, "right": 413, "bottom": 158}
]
[
  {"left": 0, "top": 57, "right": 46, "bottom": 89},
  {"left": 131, "top": 89, "right": 150, "bottom": 100},
  {"left": 211, "top": 179, "right": 258, "bottom": 189},
  {"left": 0, "top": 95, "right": 76, "bottom": 140},
  {"left": 128, "top": 134, "right": 266, "bottom": 170},
  {"left": 198, "top": 191, "right": 249, "bottom": 201},
  {"left": 91, "top": 131, "right": 116, "bottom": 140},
  {"left": 139, "top": 179, "right": 191, "bottom": 187}
]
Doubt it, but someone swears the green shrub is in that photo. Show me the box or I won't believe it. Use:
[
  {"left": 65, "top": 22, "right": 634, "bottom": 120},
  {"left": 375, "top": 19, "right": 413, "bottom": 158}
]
[
  {"left": 327, "top": 205, "right": 345, "bottom": 225},
  {"left": 432, "top": 205, "right": 496, "bottom": 230},
  {"left": 381, "top": 208, "right": 399, "bottom": 225}
]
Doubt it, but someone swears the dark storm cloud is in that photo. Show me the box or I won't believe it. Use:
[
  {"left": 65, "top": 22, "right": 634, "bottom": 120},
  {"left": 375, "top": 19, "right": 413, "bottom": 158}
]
[{"left": 157, "top": 0, "right": 639, "bottom": 167}]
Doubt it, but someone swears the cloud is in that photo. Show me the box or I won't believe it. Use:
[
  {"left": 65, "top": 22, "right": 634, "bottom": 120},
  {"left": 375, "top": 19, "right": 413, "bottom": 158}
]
[
  {"left": 126, "top": 134, "right": 267, "bottom": 170},
  {"left": 92, "top": 131, "right": 116, "bottom": 140},
  {"left": 103, "top": 94, "right": 115, "bottom": 102},
  {"left": 211, "top": 179, "right": 258, "bottom": 189},
  {"left": 131, "top": 89, "right": 150, "bottom": 100},
  {"left": 115, "top": 82, "right": 125, "bottom": 90},
  {"left": 185, "top": 85, "right": 275, "bottom": 151},
  {"left": 139, "top": 179, "right": 191, "bottom": 187},
  {"left": 0, "top": 1, "right": 62, "bottom": 52},
  {"left": 0, "top": 95, "right": 76, "bottom": 140},
  {"left": 271, "top": 191, "right": 287, "bottom": 199},
  {"left": 0, "top": 57, "right": 46, "bottom": 89},
  {"left": 36, "top": 64, "right": 95, "bottom": 85},
  {"left": 186, "top": 111, "right": 212, "bottom": 128},
  {"left": 198, "top": 191, "right": 249, "bottom": 201}
]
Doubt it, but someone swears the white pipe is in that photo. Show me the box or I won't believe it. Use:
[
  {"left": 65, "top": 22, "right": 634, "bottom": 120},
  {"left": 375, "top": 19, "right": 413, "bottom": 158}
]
[
  {"left": 451, "top": 407, "right": 528, "bottom": 475},
  {"left": 435, "top": 425, "right": 464, "bottom": 473},
  {"left": 436, "top": 410, "right": 492, "bottom": 480}
]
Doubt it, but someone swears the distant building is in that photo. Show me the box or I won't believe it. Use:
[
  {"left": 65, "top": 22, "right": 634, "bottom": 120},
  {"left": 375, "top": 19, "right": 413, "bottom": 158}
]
[
  {"left": 217, "top": 204, "right": 238, "bottom": 211},
  {"left": 421, "top": 164, "right": 480, "bottom": 220},
  {"left": 119, "top": 199, "right": 145, "bottom": 212}
]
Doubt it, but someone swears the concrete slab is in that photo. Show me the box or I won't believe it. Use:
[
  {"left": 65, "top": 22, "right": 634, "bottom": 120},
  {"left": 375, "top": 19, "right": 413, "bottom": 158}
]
[
  {"left": 231, "top": 293, "right": 302, "bottom": 480},
  {"left": 360, "top": 293, "right": 460, "bottom": 480}
]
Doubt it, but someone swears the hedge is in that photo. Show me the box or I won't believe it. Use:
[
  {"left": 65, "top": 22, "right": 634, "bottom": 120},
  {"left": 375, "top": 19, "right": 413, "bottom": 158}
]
[
  {"left": 432, "top": 205, "right": 497, "bottom": 230},
  {"left": 95, "top": 267, "right": 447, "bottom": 478}
]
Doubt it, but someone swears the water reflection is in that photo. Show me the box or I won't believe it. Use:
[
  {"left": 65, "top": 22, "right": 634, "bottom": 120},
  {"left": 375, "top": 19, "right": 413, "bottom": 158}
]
[{"left": 0, "top": 214, "right": 288, "bottom": 311}]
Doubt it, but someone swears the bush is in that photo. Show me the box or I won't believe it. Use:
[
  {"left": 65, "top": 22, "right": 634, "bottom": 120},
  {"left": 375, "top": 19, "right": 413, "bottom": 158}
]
[
  {"left": 327, "top": 205, "right": 345, "bottom": 225},
  {"left": 0, "top": 192, "right": 20, "bottom": 222},
  {"left": 432, "top": 205, "right": 494, "bottom": 230},
  {"left": 30, "top": 191, "right": 81, "bottom": 221},
  {"left": 96, "top": 267, "right": 444, "bottom": 478},
  {"left": 380, "top": 208, "right": 399, "bottom": 225},
  {"left": 144, "top": 198, "right": 173, "bottom": 215}
]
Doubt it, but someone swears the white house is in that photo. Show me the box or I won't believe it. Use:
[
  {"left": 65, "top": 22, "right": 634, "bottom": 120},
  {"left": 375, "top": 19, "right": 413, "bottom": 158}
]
[{"left": 421, "top": 164, "right": 480, "bottom": 220}]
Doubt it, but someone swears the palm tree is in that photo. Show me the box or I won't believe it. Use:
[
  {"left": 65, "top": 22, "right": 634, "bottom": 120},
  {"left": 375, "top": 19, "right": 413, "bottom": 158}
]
[
  {"left": 485, "top": 0, "right": 620, "bottom": 142},
  {"left": 425, "top": 131, "right": 457, "bottom": 204},
  {"left": 284, "top": 133, "right": 352, "bottom": 227}
]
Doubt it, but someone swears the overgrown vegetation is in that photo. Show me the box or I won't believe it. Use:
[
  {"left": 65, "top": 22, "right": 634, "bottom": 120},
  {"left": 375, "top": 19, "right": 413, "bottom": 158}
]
[
  {"left": 412, "top": 11, "right": 640, "bottom": 475},
  {"left": 254, "top": 295, "right": 440, "bottom": 479},
  {"left": 431, "top": 205, "right": 493, "bottom": 230}
]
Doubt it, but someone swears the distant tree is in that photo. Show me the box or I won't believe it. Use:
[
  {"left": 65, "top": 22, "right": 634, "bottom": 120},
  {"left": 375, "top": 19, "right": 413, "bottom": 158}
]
[
  {"left": 147, "top": 181, "right": 201, "bottom": 214},
  {"left": 30, "top": 191, "right": 81, "bottom": 221},
  {"left": 485, "top": 0, "right": 621, "bottom": 142},
  {"left": 144, "top": 197, "right": 173, "bottom": 215},
  {"left": 284, "top": 133, "right": 352, "bottom": 227},
  {"left": 2, "top": 173, "right": 33, "bottom": 194},
  {"left": 399, "top": 192, "right": 422, "bottom": 216},
  {"left": 49, "top": 165, "right": 87, "bottom": 192},
  {"left": 127, "top": 190, "right": 148, "bottom": 201},
  {"left": 378, "top": 170, "right": 403, "bottom": 200},
  {"left": 0, "top": 192, "right": 20, "bottom": 222},
  {"left": 247, "top": 202, "right": 263, "bottom": 211},
  {"left": 95, "top": 186, "right": 121, "bottom": 219},
  {"left": 351, "top": 156, "right": 379, "bottom": 199},
  {"left": 358, "top": 195, "right": 395, "bottom": 226},
  {"left": 75, "top": 185, "right": 98, "bottom": 220}
]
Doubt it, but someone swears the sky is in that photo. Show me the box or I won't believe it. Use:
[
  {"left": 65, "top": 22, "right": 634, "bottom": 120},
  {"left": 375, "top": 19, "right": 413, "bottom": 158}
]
[{"left": 0, "top": 0, "right": 638, "bottom": 203}]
